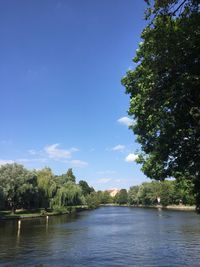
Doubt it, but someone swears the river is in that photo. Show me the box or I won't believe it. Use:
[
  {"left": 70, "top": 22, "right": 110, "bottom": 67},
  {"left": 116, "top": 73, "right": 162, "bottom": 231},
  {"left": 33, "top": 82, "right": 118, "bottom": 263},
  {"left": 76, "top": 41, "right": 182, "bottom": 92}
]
[{"left": 0, "top": 207, "right": 200, "bottom": 266}]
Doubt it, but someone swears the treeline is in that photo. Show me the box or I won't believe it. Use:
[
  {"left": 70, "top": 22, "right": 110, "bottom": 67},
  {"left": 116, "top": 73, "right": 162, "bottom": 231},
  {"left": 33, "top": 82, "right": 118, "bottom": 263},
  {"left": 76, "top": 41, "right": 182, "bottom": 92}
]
[
  {"left": 106, "top": 179, "right": 195, "bottom": 206},
  {"left": 127, "top": 179, "right": 195, "bottom": 206},
  {"left": 0, "top": 163, "right": 100, "bottom": 213},
  {"left": 89, "top": 179, "right": 195, "bottom": 207},
  {"left": 0, "top": 164, "right": 195, "bottom": 214}
]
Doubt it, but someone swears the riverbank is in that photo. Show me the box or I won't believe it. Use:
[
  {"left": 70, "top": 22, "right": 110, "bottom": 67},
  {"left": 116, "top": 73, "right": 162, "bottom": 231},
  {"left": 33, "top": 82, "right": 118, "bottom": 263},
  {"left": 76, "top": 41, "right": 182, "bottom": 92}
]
[
  {"left": 101, "top": 203, "right": 196, "bottom": 211},
  {"left": 0, "top": 205, "right": 89, "bottom": 220},
  {"left": 0, "top": 204, "right": 196, "bottom": 220},
  {"left": 133, "top": 204, "right": 196, "bottom": 211}
]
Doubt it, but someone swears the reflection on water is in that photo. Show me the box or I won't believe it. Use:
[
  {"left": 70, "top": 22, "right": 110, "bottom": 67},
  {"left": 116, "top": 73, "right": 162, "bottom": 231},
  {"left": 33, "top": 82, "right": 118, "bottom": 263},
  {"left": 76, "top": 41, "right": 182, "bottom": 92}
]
[
  {"left": 0, "top": 207, "right": 200, "bottom": 267},
  {"left": 17, "top": 220, "right": 21, "bottom": 244},
  {"left": 46, "top": 216, "right": 49, "bottom": 233}
]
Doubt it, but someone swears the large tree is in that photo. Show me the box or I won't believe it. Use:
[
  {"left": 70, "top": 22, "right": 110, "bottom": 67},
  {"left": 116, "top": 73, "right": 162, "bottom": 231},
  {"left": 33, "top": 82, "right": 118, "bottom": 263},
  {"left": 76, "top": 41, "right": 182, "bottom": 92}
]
[
  {"left": 115, "top": 189, "right": 128, "bottom": 205},
  {"left": 0, "top": 163, "right": 31, "bottom": 213},
  {"left": 52, "top": 181, "right": 83, "bottom": 208},
  {"left": 79, "top": 180, "right": 94, "bottom": 196},
  {"left": 36, "top": 167, "right": 57, "bottom": 209},
  {"left": 122, "top": 0, "right": 200, "bottom": 209},
  {"left": 20, "top": 174, "right": 39, "bottom": 210},
  {"left": 57, "top": 168, "right": 76, "bottom": 184}
]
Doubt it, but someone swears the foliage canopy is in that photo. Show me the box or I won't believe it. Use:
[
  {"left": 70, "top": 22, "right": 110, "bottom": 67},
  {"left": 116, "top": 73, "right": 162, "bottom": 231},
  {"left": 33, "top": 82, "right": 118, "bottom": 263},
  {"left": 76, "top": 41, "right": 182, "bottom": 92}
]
[{"left": 122, "top": 0, "right": 200, "bottom": 209}]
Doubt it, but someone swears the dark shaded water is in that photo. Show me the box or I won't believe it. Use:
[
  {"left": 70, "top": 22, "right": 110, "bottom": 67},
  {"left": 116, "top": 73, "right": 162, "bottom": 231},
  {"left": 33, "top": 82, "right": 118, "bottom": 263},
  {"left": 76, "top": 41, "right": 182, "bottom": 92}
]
[{"left": 0, "top": 207, "right": 200, "bottom": 267}]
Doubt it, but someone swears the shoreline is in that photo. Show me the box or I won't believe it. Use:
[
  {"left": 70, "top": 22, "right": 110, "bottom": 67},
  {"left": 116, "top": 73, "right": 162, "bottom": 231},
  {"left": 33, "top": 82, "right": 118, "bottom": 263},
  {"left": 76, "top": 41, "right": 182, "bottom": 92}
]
[
  {"left": 0, "top": 204, "right": 196, "bottom": 221},
  {"left": 0, "top": 206, "right": 89, "bottom": 221},
  {"left": 133, "top": 204, "right": 196, "bottom": 211},
  {"left": 101, "top": 203, "right": 196, "bottom": 211}
]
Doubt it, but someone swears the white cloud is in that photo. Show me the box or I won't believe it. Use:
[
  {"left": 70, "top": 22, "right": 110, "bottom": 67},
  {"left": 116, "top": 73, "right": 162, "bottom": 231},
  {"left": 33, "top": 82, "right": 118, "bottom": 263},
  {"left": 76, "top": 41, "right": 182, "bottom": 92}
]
[
  {"left": 28, "top": 149, "right": 38, "bottom": 155},
  {"left": 97, "top": 178, "right": 112, "bottom": 184},
  {"left": 69, "top": 160, "right": 88, "bottom": 167},
  {"left": 125, "top": 153, "right": 139, "bottom": 162},
  {"left": 111, "top": 144, "right": 125, "bottom": 152},
  {"left": 114, "top": 179, "right": 122, "bottom": 183},
  {"left": 118, "top": 116, "right": 134, "bottom": 127},
  {"left": 17, "top": 158, "right": 47, "bottom": 163},
  {"left": 44, "top": 144, "right": 72, "bottom": 159},
  {"left": 0, "top": 159, "right": 14, "bottom": 166},
  {"left": 97, "top": 170, "right": 116, "bottom": 175},
  {"left": 70, "top": 147, "right": 79, "bottom": 152}
]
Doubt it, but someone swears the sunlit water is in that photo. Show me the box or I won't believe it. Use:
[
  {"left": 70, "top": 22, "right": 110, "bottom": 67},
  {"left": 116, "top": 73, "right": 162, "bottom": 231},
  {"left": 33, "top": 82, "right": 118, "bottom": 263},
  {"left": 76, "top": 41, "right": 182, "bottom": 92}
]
[{"left": 0, "top": 207, "right": 200, "bottom": 266}]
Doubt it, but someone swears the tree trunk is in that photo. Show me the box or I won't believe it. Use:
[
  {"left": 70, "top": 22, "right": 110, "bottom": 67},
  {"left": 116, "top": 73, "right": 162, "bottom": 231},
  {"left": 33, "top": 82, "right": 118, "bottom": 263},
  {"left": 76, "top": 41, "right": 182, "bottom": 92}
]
[{"left": 11, "top": 203, "right": 16, "bottom": 214}]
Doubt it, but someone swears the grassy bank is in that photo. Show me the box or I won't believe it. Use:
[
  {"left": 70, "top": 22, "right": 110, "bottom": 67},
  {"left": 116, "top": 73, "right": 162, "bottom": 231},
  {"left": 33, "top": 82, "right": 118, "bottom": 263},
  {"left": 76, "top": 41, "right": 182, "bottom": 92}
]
[{"left": 0, "top": 206, "right": 89, "bottom": 220}]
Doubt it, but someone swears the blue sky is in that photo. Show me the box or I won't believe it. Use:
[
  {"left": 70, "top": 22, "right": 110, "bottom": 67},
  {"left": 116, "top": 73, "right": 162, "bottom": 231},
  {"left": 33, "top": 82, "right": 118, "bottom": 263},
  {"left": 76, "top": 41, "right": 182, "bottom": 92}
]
[{"left": 0, "top": 0, "right": 149, "bottom": 190}]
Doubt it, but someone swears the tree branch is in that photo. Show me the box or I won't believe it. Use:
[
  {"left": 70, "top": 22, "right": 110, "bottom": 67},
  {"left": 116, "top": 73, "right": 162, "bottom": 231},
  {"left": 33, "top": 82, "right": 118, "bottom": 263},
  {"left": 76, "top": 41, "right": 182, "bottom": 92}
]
[{"left": 172, "top": 0, "right": 188, "bottom": 15}]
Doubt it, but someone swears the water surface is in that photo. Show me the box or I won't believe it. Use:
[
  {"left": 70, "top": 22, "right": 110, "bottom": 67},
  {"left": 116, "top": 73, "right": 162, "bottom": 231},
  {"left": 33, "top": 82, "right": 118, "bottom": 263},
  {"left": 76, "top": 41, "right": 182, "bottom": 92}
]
[{"left": 0, "top": 207, "right": 200, "bottom": 266}]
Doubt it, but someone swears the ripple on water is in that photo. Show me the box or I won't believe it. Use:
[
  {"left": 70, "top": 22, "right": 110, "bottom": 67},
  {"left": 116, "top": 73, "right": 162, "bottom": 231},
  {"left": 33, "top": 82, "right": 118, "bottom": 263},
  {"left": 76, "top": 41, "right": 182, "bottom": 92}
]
[{"left": 0, "top": 207, "right": 200, "bottom": 267}]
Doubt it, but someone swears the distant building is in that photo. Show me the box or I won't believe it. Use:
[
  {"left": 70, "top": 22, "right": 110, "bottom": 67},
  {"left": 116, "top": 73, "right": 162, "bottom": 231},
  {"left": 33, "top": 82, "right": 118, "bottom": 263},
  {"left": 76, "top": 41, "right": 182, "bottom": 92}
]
[{"left": 106, "top": 189, "right": 120, "bottom": 197}]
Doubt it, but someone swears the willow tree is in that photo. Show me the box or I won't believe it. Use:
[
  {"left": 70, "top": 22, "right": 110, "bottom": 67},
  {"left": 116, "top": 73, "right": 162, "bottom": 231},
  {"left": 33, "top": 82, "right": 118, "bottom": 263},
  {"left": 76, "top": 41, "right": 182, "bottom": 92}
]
[
  {"left": 122, "top": 0, "right": 200, "bottom": 209},
  {"left": 52, "top": 181, "right": 83, "bottom": 208},
  {"left": 36, "top": 167, "right": 57, "bottom": 209}
]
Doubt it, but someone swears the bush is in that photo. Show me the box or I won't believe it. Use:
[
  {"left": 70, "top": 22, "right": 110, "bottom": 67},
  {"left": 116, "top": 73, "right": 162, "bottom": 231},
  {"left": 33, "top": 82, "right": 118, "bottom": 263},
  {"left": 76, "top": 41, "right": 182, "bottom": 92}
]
[{"left": 52, "top": 205, "right": 68, "bottom": 214}]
